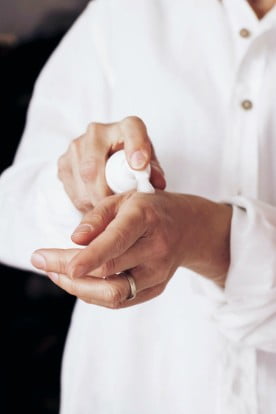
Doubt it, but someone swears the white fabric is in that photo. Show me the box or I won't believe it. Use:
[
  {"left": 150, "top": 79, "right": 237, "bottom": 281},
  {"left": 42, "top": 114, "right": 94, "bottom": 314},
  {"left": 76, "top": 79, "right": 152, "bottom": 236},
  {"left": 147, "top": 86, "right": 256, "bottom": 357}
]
[{"left": 1, "top": 0, "right": 276, "bottom": 412}]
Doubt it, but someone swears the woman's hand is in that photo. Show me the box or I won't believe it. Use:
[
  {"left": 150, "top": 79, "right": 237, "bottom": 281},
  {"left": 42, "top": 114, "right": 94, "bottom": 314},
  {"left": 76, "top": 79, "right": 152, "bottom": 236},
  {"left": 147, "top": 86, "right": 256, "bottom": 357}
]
[
  {"left": 58, "top": 116, "right": 166, "bottom": 211},
  {"left": 31, "top": 191, "right": 232, "bottom": 308}
]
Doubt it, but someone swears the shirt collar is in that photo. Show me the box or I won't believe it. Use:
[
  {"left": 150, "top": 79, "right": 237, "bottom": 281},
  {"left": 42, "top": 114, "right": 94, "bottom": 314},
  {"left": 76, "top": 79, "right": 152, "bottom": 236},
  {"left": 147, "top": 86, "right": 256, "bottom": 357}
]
[{"left": 222, "top": 0, "right": 276, "bottom": 34}]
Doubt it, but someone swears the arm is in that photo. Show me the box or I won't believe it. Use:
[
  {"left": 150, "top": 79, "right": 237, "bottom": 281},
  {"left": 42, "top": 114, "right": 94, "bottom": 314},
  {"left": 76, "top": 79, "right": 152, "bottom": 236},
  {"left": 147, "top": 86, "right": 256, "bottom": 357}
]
[
  {"left": 31, "top": 190, "right": 232, "bottom": 304},
  {"left": 32, "top": 192, "right": 276, "bottom": 352},
  {"left": 0, "top": 2, "right": 166, "bottom": 272}
]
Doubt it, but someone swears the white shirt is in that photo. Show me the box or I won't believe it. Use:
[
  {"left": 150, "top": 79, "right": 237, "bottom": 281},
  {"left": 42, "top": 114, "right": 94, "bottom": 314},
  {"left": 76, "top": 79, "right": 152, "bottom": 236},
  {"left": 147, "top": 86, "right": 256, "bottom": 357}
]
[{"left": 1, "top": 0, "right": 276, "bottom": 412}]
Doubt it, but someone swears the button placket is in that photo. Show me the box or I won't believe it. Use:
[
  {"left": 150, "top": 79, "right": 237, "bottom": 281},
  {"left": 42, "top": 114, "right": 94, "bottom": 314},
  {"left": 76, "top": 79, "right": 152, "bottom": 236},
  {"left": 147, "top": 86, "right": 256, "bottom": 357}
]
[
  {"left": 234, "top": 36, "right": 267, "bottom": 198},
  {"left": 220, "top": 0, "right": 259, "bottom": 198},
  {"left": 219, "top": 4, "right": 270, "bottom": 412}
]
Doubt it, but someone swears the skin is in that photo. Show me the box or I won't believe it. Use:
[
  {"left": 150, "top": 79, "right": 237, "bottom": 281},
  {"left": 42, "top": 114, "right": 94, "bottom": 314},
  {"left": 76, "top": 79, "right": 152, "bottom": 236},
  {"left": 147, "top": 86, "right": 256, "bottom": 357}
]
[
  {"left": 32, "top": 191, "right": 232, "bottom": 308},
  {"left": 248, "top": 0, "right": 276, "bottom": 18},
  {"left": 31, "top": 1, "right": 275, "bottom": 307},
  {"left": 58, "top": 116, "right": 166, "bottom": 211},
  {"left": 31, "top": 118, "right": 232, "bottom": 308}
]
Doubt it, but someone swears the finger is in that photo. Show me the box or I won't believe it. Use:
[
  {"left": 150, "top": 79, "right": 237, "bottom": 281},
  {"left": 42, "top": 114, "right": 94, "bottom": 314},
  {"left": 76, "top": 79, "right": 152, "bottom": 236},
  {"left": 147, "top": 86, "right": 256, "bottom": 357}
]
[
  {"left": 96, "top": 263, "right": 165, "bottom": 294},
  {"left": 71, "top": 140, "right": 95, "bottom": 210},
  {"left": 36, "top": 244, "right": 166, "bottom": 295},
  {"left": 68, "top": 205, "right": 146, "bottom": 278},
  {"left": 47, "top": 272, "right": 166, "bottom": 309},
  {"left": 58, "top": 150, "right": 92, "bottom": 212},
  {"left": 118, "top": 282, "right": 166, "bottom": 308},
  {"left": 31, "top": 248, "right": 81, "bottom": 274},
  {"left": 34, "top": 195, "right": 125, "bottom": 274},
  {"left": 59, "top": 142, "right": 93, "bottom": 212},
  {"left": 90, "top": 238, "right": 157, "bottom": 281},
  {"left": 71, "top": 195, "right": 119, "bottom": 246},
  {"left": 118, "top": 116, "right": 152, "bottom": 170},
  {"left": 47, "top": 272, "right": 133, "bottom": 309},
  {"left": 91, "top": 240, "right": 148, "bottom": 278},
  {"left": 80, "top": 123, "right": 112, "bottom": 204}
]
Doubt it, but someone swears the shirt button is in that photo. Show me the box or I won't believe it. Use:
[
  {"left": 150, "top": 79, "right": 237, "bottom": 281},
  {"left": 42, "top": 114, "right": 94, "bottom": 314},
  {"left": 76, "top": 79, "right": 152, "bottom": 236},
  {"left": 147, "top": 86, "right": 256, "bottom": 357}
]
[
  {"left": 239, "top": 28, "right": 251, "bottom": 38},
  {"left": 241, "top": 100, "right": 253, "bottom": 110}
]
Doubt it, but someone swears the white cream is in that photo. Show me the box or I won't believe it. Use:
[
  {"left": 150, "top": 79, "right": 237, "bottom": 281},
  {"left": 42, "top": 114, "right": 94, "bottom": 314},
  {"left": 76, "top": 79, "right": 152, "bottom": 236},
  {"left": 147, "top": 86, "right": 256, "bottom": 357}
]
[{"left": 105, "top": 150, "right": 155, "bottom": 194}]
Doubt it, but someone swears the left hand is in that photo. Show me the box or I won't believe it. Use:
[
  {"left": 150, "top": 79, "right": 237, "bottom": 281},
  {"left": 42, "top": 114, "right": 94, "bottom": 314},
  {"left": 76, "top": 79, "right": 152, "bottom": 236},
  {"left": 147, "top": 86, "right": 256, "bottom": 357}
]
[
  {"left": 57, "top": 116, "right": 166, "bottom": 211},
  {"left": 31, "top": 191, "right": 232, "bottom": 308}
]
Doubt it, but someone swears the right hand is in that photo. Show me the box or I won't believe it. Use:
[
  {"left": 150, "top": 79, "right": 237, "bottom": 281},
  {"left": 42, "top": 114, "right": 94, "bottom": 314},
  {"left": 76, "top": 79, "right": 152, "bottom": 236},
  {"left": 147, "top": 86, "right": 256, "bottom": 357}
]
[{"left": 58, "top": 116, "right": 166, "bottom": 211}]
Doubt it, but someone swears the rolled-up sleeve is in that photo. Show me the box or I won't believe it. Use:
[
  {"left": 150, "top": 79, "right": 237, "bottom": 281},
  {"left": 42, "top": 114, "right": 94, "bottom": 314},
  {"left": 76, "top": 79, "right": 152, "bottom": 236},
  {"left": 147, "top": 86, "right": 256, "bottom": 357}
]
[{"left": 212, "top": 196, "right": 276, "bottom": 352}]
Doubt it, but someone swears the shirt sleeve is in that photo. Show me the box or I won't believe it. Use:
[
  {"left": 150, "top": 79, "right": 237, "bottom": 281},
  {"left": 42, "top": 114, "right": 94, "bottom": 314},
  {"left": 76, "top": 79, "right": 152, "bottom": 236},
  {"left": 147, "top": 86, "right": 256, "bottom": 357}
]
[
  {"left": 0, "top": 1, "right": 110, "bottom": 272},
  {"left": 208, "top": 196, "right": 276, "bottom": 353}
]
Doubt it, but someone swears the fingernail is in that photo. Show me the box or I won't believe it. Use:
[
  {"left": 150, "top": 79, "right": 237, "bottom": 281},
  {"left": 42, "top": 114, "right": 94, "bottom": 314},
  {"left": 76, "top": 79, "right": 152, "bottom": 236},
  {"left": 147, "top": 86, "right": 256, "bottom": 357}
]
[
  {"left": 130, "top": 150, "right": 147, "bottom": 169},
  {"left": 72, "top": 223, "right": 93, "bottom": 236},
  {"left": 31, "top": 253, "right": 46, "bottom": 270},
  {"left": 48, "top": 272, "right": 59, "bottom": 283}
]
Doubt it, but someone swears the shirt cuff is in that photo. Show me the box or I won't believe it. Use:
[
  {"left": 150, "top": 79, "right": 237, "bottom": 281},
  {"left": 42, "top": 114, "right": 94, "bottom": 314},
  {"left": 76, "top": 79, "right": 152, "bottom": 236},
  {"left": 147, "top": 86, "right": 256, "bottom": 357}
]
[{"left": 202, "top": 196, "right": 276, "bottom": 352}]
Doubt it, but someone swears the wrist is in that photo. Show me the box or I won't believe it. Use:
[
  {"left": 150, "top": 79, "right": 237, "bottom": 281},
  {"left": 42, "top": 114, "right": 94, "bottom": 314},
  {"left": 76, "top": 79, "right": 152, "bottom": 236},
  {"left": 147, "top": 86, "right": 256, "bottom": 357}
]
[{"left": 178, "top": 195, "right": 232, "bottom": 288}]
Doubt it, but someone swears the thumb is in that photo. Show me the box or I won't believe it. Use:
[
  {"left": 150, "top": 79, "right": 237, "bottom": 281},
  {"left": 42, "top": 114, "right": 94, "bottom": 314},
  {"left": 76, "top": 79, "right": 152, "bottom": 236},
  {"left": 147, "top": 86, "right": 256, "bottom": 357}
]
[
  {"left": 150, "top": 161, "right": 167, "bottom": 190},
  {"left": 149, "top": 145, "right": 166, "bottom": 190},
  {"left": 120, "top": 116, "right": 152, "bottom": 170}
]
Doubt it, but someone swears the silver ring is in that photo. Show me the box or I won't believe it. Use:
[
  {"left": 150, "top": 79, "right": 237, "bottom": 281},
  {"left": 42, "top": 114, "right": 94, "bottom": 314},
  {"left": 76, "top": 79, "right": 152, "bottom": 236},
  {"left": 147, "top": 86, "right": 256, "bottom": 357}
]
[{"left": 124, "top": 273, "right": 137, "bottom": 301}]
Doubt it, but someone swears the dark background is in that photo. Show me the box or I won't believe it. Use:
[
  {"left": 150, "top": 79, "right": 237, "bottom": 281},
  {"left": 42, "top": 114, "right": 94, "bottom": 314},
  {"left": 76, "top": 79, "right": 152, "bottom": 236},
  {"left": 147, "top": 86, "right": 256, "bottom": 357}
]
[{"left": 0, "top": 2, "right": 89, "bottom": 413}]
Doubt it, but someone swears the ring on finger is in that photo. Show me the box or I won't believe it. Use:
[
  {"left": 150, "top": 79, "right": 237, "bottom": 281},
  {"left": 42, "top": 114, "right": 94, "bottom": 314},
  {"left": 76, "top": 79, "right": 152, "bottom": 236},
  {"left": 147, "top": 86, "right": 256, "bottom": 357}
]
[{"left": 123, "top": 272, "right": 137, "bottom": 301}]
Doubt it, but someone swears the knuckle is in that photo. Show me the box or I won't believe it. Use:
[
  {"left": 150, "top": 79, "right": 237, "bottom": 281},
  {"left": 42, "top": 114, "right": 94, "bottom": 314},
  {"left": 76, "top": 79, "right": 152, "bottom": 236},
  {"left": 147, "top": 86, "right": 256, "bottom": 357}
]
[
  {"left": 90, "top": 212, "right": 106, "bottom": 229},
  {"left": 110, "top": 226, "right": 129, "bottom": 254},
  {"left": 87, "top": 122, "right": 97, "bottom": 134},
  {"left": 69, "top": 137, "right": 78, "bottom": 151},
  {"left": 87, "top": 121, "right": 102, "bottom": 135},
  {"left": 105, "top": 285, "right": 123, "bottom": 309},
  {"left": 57, "top": 252, "right": 68, "bottom": 274},
  {"left": 129, "top": 191, "right": 146, "bottom": 208},
  {"left": 81, "top": 199, "right": 93, "bottom": 212},
  {"left": 73, "top": 197, "right": 91, "bottom": 212},
  {"left": 143, "top": 202, "right": 159, "bottom": 224},
  {"left": 154, "top": 232, "right": 170, "bottom": 257},
  {"left": 121, "top": 115, "right": 145, "bottom": 128},
  {"left": 121, "top": 193, "right": 147, "bottom": 224},
  {"left": 99, "top": 259, "right": 116, "bottom": 277}
]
